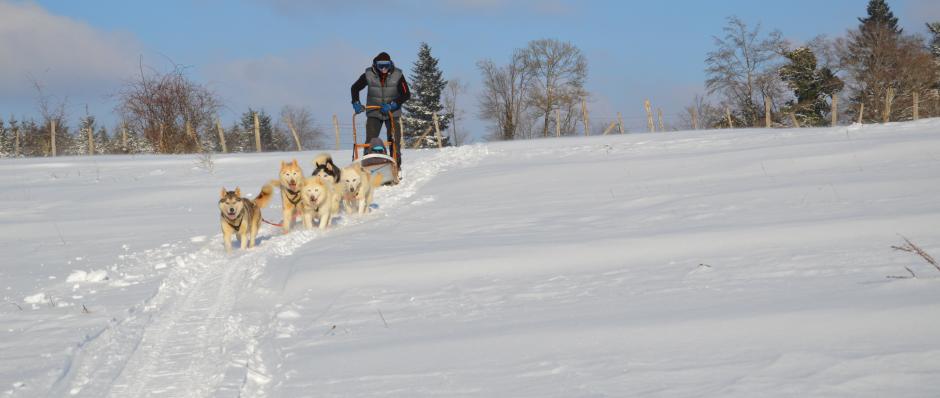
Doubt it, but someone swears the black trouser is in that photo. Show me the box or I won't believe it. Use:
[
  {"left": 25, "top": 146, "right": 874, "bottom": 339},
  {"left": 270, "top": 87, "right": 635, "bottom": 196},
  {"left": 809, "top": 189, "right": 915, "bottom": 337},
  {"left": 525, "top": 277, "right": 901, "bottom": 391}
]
[{"left": 365, "top": 116, "right": 402, "bottom": 167}]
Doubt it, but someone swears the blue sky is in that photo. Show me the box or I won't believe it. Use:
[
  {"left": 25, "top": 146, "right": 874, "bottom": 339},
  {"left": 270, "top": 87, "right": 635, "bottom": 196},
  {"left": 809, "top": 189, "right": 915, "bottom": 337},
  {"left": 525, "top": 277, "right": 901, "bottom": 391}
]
[{"left": 1, "top": 0, "right": 938, "bottom": 141}]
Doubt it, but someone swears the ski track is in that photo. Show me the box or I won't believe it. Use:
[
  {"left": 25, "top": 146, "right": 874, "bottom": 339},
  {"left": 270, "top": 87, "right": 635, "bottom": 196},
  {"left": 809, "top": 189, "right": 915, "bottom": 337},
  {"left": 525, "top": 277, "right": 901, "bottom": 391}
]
[{"left": 53, "top": 146, "right": 489, "bottom": 398}]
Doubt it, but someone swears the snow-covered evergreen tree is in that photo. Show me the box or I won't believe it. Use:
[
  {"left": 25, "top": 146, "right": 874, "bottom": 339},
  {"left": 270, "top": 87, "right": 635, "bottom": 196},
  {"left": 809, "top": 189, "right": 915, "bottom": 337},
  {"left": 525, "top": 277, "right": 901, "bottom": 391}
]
[
  {"left": 94, "top": 126, "right": 114, "bottom": 154},
  {"left": 69, "top": 114, "right": 98, "bottom": 156},
  {"left": 928, "top": 22, "right": 940, "bottom": 57},
  {"left": 403, "top": 42, "right": 451, "bottom": 148},
  {"left": 125, "top": 127, "right": 155, "bottom": 154},
  {"left": 0, "top": 117, "right": 9, "bottom": 157},
  {"left": 779, "top": 47, "right": 844, "bottom": 126},
  {"left": 239, "top": 109, "right": 286, "bottom": 152},
  {"left": 929, "top": 22, "right": 940, "bottom": 91},
  {"left": 5, "top": 116, "right": 20, "bottom": 157}
]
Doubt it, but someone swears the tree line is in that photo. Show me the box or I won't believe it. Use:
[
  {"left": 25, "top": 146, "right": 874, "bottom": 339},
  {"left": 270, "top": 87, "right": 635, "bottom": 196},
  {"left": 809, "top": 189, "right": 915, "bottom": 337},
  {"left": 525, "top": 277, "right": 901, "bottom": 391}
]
[
  {"left": 3, "top": 0, "right": 937, "bottom": 158},
  {"left": 690, "top": 0, "right": 940, "bottom": 129},
  {"left": 0, "top": 63, "right": 329, "bottom": 158}
]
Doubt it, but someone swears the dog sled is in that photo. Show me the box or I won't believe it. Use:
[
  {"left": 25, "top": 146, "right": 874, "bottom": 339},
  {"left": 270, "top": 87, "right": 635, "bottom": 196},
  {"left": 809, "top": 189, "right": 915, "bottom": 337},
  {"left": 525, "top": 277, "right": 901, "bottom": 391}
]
[{"left": 352, "top": 105, "right": 400, "bottom": 186}]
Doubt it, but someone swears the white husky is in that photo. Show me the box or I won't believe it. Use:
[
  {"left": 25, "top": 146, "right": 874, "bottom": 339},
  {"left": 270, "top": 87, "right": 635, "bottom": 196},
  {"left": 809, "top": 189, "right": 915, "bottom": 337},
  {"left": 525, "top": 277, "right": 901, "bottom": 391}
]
[
  {"left": 300, "top": 176, "right": 341, "bottom": 230},
  {"left": 340, "top": 164, "right": 383, "bottom": 215}
]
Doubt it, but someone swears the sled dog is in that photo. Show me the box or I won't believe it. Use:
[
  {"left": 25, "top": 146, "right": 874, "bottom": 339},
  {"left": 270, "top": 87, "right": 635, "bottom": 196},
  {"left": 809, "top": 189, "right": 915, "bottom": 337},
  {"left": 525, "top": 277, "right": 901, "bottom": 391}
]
[
  {"left": 300, "top": 176, "right": 341, "bottom": 230},
  {"left": 311, "top": 152, "right": 342, "bottom": 184},
  {"left": 272, "top": 159, "right": 305, "bottom": 233},
  {"left": 219, "top": 184, "right": 273, "bottom": 253},
  {"left": 340, "top": 163, "right": 383, "bottom": 215}
]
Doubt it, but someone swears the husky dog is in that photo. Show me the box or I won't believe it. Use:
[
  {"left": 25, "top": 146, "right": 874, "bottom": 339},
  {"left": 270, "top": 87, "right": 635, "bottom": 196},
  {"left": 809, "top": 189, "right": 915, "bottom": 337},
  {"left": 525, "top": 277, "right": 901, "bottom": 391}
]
[
  {"left": 300, "top": 176, "right": 341, "bottom": 230},
  {"left": 311, "top": 152, "right": 341, "bottom": 184},
  {"left": 272, "top": 159, "right": 305, "bottom": 233},
  {"left": 219, "top": 184, "right": 273, "bottom": 253},
  {"left": 340, "top": 164, "right": 384, "bottom": 215}
]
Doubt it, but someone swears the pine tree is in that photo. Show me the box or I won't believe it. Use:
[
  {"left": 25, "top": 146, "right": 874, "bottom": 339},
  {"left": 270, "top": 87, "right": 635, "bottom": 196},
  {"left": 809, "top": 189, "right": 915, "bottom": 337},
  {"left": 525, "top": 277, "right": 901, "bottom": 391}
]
[
  {"left": 125, "top": 127, "right": 155, "bottom": 154},
  {"left": 403, "top": 42, "right": 451, "bottom": 148},
  {"left": 929, "top": 22, "right": 940, "bottom": 90},
  {"left": 844, "top": 0, "right": 905, "bottom": 122},
  {"left": 860, "top": 0, "right": 901, "bottom": 35},
  {"left": 239, "top": 109, "right": 286, "bottom": 151},
  {"left": 0, "top": 117, "right": 8, "bottom": 157},
  {"left": 779, "top": 47, "right": 844, "bottom": 126},
  {"left": 94, "top": 126, "right": 112, "bottom": 154},
  {"left": 7, "top": 116, "right": 20, "bottom": 157},
  {"left": 930, "top": 22, "right": 940, "bottom": 58}
]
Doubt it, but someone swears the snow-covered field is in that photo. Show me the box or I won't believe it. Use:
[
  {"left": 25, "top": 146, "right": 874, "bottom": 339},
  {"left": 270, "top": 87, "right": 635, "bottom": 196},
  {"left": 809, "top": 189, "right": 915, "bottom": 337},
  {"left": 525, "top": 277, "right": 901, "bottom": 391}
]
[{"left": 2, "top": 120, "right": 940, "bottom": 397}]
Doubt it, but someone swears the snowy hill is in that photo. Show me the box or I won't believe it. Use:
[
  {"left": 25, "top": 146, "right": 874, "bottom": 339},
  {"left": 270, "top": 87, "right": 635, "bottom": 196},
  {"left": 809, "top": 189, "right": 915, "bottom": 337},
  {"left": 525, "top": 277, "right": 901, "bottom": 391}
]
[{"left": 2, "top": 120, "right": 940, "bottom": 397}]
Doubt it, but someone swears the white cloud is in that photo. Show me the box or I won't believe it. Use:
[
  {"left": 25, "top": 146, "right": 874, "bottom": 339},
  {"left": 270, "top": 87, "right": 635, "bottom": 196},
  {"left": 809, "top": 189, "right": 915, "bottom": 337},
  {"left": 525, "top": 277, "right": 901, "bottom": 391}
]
[
  {"left": 0, "top": 2, "right": 141, "bottom": 97},
  {"left": 204, "top": 41, "right": 371, "bottom": 126}
]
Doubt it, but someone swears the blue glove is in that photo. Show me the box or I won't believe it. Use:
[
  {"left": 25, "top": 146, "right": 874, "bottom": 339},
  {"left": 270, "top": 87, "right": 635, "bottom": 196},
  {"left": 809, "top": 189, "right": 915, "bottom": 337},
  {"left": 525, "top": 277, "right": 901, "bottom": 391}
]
[
  {"left": 380, "top": 102, "right": 398, "bottom": 114},
  {"left": 352, "top": 101, "right": 364, "bottom": 114}
]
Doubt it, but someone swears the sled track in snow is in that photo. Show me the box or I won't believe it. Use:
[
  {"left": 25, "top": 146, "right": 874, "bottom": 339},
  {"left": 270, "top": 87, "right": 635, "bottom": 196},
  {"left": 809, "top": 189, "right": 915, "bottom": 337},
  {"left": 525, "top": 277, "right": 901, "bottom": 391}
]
[{"left": 52, "top": 146, "right": 489, "bottom": 398}]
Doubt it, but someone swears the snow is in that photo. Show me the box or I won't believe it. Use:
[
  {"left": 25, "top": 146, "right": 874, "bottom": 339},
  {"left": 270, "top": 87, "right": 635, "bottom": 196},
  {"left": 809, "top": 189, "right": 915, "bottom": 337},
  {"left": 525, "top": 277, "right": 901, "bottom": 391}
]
[
  {"left": 1, "top": 119, "right": 940, "bottom": 397},
  {"left": 65, "top": 270, "right": 109, "bottom": 283}
]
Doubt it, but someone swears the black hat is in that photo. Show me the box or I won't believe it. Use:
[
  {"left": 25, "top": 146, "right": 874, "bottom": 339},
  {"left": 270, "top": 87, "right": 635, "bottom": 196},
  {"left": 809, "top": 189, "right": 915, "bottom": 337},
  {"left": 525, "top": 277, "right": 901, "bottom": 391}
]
[{"left": 373, "top": 52, "right": 391, "bottom": 62}]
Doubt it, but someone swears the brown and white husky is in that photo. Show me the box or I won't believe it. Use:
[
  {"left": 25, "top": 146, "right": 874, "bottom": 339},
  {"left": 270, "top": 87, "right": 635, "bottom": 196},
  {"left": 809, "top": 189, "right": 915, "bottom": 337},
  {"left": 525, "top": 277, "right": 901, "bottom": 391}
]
[
  {"left": 272, "top": 159, "right": 305, "bottom": 233},
  {"left": 218, "top": 184, "right": 273, "bottom": 253}
]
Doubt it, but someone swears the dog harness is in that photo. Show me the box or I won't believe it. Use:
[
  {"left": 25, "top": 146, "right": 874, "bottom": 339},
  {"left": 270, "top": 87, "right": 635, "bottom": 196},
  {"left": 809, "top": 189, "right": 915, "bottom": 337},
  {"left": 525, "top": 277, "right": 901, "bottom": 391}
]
[
  {"left": 222, "top": 209, "right": 245, "bottom": 230},
  {"left": 285, "top": 188, "right": 302, "bottom": 206}
]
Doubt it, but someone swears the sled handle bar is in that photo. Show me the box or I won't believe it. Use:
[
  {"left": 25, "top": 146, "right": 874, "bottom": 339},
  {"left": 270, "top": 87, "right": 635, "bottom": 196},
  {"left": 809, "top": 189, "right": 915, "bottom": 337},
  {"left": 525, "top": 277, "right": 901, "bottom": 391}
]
[{"left": 352, "top": 105, "right": 397, "bottom": 161}]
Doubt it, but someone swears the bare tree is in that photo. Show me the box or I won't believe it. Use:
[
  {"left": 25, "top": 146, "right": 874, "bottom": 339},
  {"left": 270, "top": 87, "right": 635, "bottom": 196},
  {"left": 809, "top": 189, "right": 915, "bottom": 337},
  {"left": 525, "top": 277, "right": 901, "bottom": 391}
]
[
  {"left": 30, "top": 78, "right": 70, "bottom": 157},
  {"left": 523, "top": 38, "right": 588, "bottom": 137},
  {"left": 443, "top": 77, "right": 470, "bottom": 146},
  {"left": 678, "top": 94, "right": 726, "bottom": 130},
  {"left": 279, "top": 105, "right": 325, "bottom": 149},
  {"left": 705, "top": 16, "right": 787, "bottom": 127},
  {"left": 478, "top": 49, "right": 534, "bottom": 141},
  {"left": 117, "top": 60, "right": 222, "bottom": 154},
  {"left": 841, "top": 26, "right": 937, "bottom": 122}
]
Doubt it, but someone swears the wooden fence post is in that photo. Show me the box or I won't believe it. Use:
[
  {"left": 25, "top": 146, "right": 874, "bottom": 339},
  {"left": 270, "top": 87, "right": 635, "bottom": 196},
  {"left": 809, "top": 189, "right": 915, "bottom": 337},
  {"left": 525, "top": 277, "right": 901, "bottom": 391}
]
[
  {"left": 858, "top": 103, "right": 864, "bottom": 124},
  {"left": 913, "top": 91, "right": 919, "bottom": 121},
  {"left": 333, "top": 114, "right": 340, "bottom": 150},
  {"left": 399, "top": 115, "right": 405, "bottom": 149},
  {"left": 657, "top": 108, "right": 664, "bottom": 132},
  {"left": 617, "top": 112, "right": 625, "bottom": 134},
  {"left": 645, "top": 100, "right": 654, "bottom": 132},
  {"left": 581, "top": 98, "right": 590, "bottom": 136},
  {"left": 216, "top": 118, "right": 227, "bottom": 153},
  {"left": 601, "top": 121, "right": 617, "bottom": 135},
  {"left": 285, "top": 118, "right": 303, "bottom": 151},
  {"left": 831, "top": 95, "right": 838, "bottom": 127},
  {"left": 50, "top": 119, "right": 56, "bottom": 157},
  {"left": 692, "top": 107, "right": 699, "bottom": 130},
  {"left": 790, "top": 112, "right": 801, "bottom": 128},
  {"left": 555, "top": 109, "right": 561, "bottom": 137},
  {"left": 725, "top": 107, "right": 733, "bottom": 129},
  {"left": 159, "top": 123, "right": 165, "bottom": 153},
  {"left": 413, "top": 125, "right": 434, "bottom": 149},
  {"left": 433, "top": 113, "right": 443, "bottom": 148},
  {"left": 253, "top": 112, "right": 262, "bottom": 152},
  {"left": 883, "top": 87, "right": 894, "bottom": 123},
  {"left": 13, "top": 126, "right": 19, "bottom": 157},
  {"left": 765, "top": 96, "right": 772, "bottom": 128},
  {"left": 186, "top": 119, "right": 201, "bottom": 150},
  {"left": 121, "top": 122, "right": 129, "bottom": 152},
  {"left": 935, "top": 89, "right": 940, "bottom": 118},
  {"left": 86, "top": 126, "right": 95, "bottom": 155}
]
